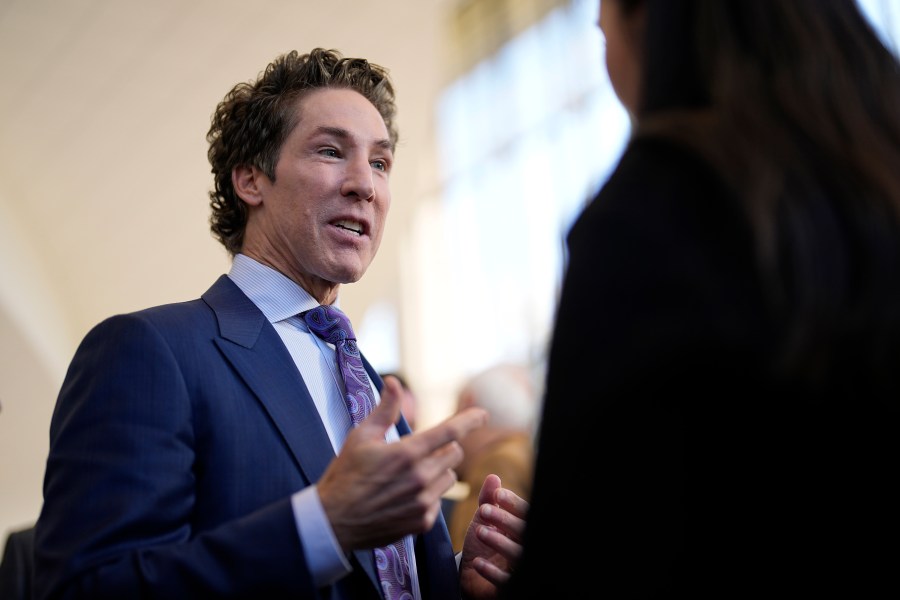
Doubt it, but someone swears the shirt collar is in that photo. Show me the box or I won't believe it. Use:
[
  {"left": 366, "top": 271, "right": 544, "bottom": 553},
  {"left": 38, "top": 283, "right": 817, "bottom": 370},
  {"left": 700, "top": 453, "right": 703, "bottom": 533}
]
[{"left": 228, "top": 254, "right": 336, "bottom": 324}]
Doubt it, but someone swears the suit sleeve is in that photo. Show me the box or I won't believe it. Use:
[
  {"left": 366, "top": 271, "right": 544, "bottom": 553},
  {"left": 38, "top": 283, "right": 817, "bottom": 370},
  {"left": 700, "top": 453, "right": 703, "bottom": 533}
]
[{"left": 34, "top": 314, "right": 317, "bottom": 600}]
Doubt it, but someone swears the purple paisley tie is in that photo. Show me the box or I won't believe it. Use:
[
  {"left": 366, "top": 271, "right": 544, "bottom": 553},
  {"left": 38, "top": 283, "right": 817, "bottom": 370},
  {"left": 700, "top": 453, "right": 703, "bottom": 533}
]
[{"left": 302, "top": 305, "right": 414, "bottom": 600}]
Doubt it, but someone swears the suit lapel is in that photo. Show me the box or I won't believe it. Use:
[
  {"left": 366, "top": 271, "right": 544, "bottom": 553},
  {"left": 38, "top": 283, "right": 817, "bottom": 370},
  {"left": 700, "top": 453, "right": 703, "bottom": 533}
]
[{"left": 202, "top": 275, "right": 335, "bottom": 485}]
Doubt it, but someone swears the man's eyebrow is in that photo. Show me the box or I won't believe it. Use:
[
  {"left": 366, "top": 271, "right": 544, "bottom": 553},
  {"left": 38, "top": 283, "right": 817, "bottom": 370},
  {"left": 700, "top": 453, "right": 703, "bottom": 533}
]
[
  {"left": 375, "top": 138, "right": 394, "bottom": 153},
  {"left": 315, "top": 125, "right": 351, "bottom": 140},
  {"left": 315, "top": 126, "right": 394, "bottom": 153}
]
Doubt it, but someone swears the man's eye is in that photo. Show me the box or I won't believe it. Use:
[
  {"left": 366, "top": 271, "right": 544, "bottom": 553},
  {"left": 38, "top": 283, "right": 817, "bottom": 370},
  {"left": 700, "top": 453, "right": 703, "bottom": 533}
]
[
  {"left": 372, "top": 160, "right": 387, "bottom": 171},
  {"left": 321, "top": 148, "right": 339, "bottom": 157}
]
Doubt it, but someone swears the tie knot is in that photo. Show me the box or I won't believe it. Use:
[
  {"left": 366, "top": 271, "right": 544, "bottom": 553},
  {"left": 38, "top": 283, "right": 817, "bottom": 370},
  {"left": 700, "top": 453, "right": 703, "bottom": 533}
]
[{"left": 302, "top": 305, "right": 356, "bottom": 346}]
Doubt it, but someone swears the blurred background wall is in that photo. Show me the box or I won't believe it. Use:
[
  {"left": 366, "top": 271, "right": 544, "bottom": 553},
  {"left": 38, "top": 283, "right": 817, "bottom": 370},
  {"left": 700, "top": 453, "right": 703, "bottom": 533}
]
[{"left": 1, "top": 0, "right": 897, "bottom": 553}]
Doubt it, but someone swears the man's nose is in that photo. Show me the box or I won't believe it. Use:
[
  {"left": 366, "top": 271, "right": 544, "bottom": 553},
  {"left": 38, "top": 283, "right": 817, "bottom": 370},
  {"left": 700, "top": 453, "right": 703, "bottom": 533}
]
[{"left": 341, "top": 157, "right": 376, "bottom": 201}]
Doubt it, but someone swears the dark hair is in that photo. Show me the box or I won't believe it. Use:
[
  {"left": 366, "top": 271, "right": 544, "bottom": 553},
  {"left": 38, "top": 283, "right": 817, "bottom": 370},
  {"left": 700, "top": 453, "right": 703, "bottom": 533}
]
[
  {"left": 206, "top": 48, "right": 398, "bottom": 256},
  {"left": 630, "top": 0, "right": 900, "bottom": 383},
  {"left": 379, "top": 372, "right": 410, "bottom": 390}
]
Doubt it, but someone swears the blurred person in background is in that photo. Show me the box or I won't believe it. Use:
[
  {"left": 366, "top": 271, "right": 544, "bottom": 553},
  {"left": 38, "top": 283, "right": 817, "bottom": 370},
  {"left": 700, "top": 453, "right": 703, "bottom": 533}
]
[
  {"left": 503, "top": 0, "right": 900, "bottom": 597},
  {"left": 0, "top": 524, "right": 35, "bottom": 600},
  {"left": 379, "top": 371, "right": 419, "bottom": 430},
  {"left": 447, "top": 364, "right": 539, "bottom": 553}
]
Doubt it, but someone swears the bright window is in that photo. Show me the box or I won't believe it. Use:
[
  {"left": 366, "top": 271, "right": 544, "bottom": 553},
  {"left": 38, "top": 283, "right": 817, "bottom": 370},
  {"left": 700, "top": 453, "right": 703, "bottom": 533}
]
[{"left": 414, "top": 0, "right": 629, "bottom": 394}]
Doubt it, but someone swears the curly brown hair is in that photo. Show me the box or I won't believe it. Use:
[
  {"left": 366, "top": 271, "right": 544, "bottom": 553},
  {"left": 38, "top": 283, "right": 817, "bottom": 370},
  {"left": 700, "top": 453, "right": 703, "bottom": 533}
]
[{"left": 206, "top": 48, "right": 398, "bottom": 256}]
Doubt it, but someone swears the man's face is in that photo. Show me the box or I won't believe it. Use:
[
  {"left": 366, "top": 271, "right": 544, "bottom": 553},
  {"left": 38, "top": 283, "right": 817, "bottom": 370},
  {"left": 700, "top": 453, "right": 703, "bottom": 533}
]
[{"left": 240, "top": 87, "right": 393, "bottom": 303}]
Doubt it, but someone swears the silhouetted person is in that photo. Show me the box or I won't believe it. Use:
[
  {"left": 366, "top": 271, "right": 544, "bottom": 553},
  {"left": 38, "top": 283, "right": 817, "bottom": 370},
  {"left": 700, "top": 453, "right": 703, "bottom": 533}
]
[{"left": 504, "top": 1, "right": 900, "bottom": 597}]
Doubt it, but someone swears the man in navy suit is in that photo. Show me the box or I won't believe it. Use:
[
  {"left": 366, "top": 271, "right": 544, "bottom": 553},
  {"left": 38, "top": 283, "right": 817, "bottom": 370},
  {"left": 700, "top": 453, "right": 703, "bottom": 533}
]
[{"left": 34, "top": 48, "right": 526, "bottom": 600}]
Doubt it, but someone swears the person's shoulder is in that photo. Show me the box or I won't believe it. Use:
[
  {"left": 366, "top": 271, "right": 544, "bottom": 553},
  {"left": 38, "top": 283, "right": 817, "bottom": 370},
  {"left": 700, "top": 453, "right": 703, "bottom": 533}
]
[
  {"left": 85, "top": 296, "right": 212, "bottom": 344},
  {"left": 604, "top": 136, "right": 725, "bottom": 203},
  {"left": 567, "top": 134, "right": 753, "bottom": 274},
  {"left": 112, "top": 275, "right": 234, "bottom": 325},
  {"left": 578, "top": 135, "right": 737, "bottom": 230}
]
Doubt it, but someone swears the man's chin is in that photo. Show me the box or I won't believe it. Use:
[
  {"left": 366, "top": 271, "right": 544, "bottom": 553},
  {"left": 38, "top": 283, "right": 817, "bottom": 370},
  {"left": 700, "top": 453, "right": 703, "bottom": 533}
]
[{"left": 330, "top": 264, "right": 369, "bottom": 285}]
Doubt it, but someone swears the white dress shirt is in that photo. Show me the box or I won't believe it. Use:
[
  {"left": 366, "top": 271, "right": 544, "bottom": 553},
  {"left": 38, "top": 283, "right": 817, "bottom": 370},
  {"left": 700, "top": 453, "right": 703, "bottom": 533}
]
[{"left": 228, "top": 254, "right": 419, "bottom": 597}]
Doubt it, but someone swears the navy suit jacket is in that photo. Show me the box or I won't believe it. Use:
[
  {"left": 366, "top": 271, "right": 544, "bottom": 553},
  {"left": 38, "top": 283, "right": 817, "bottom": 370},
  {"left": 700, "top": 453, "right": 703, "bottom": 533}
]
[{"left": 34, "top": 275, "right": 460, "bottom": 600}]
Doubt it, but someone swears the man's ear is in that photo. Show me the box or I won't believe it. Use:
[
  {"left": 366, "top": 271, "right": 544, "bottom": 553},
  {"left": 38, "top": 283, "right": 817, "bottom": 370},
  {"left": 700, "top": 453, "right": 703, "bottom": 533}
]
[{"left": 232, "top": 164, "right": 265, "bottom": 206}]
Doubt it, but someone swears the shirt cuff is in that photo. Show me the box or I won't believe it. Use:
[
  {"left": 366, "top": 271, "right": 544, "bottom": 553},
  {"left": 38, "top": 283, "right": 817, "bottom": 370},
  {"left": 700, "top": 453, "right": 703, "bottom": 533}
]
[{"left": 291, "top": 485, "right": 353, "bottom": 587}]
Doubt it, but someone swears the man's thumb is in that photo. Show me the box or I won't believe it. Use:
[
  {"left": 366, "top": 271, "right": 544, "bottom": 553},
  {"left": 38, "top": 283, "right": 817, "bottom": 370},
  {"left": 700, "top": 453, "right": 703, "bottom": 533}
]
[{"left": 364, "top": 375, "right": 403, "bottom": 432}]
